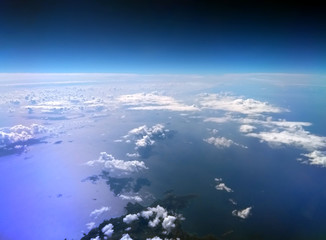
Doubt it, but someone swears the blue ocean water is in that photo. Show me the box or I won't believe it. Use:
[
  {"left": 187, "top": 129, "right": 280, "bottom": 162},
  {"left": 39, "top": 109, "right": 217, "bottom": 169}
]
[{"left": 0, "top": 78, "right": 326, "bottom": 239}]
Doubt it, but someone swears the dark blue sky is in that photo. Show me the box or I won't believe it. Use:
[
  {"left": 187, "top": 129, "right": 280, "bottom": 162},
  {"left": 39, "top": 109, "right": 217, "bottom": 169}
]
[{"left": 0, "top": 0, "right": 325, "bottom": 74}]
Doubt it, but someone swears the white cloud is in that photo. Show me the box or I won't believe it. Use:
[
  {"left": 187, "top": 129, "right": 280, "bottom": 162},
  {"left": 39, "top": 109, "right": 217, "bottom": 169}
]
[
  {"left": 300, "top": 151, "right": 326, "bottom": 167},
  {"left": 214, "top": 178, "right": 233, "bottom": 192},
  {"left": 25, "top": 100, "right": 72, "bottom": 114},
  {"left": 124, "top": 124, "right": 171, "bottom": 156},
  {"left": 90, "top": 206, "right": 110, "bottom": 219},
  {"left": 90, "top": 236, "right": 100, "bottom": 240},
  {"left": 198, "top": 93, "right": 285, "bottom": 115},
  {"left": 118, "top": 194, "right": 143, "bottom": 202},
  {"left": 216, "top": 183, "right": 233, "bottom": 193},
  {"left": 104, "top": 159, "right": 147, "bottom": 174},
  {"left": 247, "top": 128, "right": 326, "bottom": 151},
  {"left": 206, "top": 115, "right": 325, "bottom": 152},
  {"left": 146, "top": 237, "right": 163, "bottom": 240},
  {"left": 86, "top": 152, "right": 115, "bottom": 166},
  {"left": 239, "top": 124, "right": 256, "bottom": 133},
  {"left": 86, "top": 152, "right": 148, "bottom": 176},
  {"left": 146, "top": 205, "right": 167, "bottom": 228},
  {"left": 204, "top": 137, "right": 234, "bottom": 148},
  {"left": 204, "top": 117, "right": 232, "bottom": 123},
  {"left": 139, "top": 205, "right": 178, "bottom": 233},
  {"left": 120, "top": 233, "right": 133, "bottom": 240},
  {"left": 117, "top": 92, "right": 199, "bottom": 112},
  {"left": 123, "top": 214, "right": 139, "bottom": 224},
  {"left": 135, "top": 135, "right": 155, "bottom": 148},
  {"left": 102, "top": 223, "right": 114, "bottom": 237},
  {"left": 0, "top": 124, "right": 49, "bottom": 148},
  {"left": 162, "top": 215, "right": 177, "bottom": 233},
  {"left": 86, "top": 222, "right": 96, "bottom": 230},
  {"left": 232, "top": 207, "right": 252, "bottom": 219},
  {"left": 126, "top": 153, "right": 140, "bottom": 158},
  {"left": 229, "top": 199, "right": 237, "bottom": 205},
  {"left": 141, "top": 210, "right": 154, "bottom": 219}
]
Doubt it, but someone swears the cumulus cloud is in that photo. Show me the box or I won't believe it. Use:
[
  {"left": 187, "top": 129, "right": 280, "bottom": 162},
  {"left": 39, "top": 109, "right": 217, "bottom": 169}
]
[
  {"left": 117, "top": 92, "right": 199, "bottom": 112},
  {"left": 120, "top": 233, "right": 133, "bottom": 240},
  {"left": 162, "top": 215, "right": 177, "bottom": 233},
  {"left": 206, "top": 114, "right": 325, "bottom": 151},
  {"left": 124, "top": 124, "right": 171, "bottom": 157},
  {"left": 90, "top": 236, "right": 100, "bottom": 240},
  {"left": 146, "top": 237, "right": 163, "bottom": 240},
  {"left": 204, "top": 137, "right": 235, "bottom": 148},
  {"left": 104, "top": 159, "right": 148, "bottom": 174},
  {"left": 232, "top": 207, "right": 252, "bottom": 219},
  {"left": 205, "top": 106, "right": 326, "bottom": 168},
  {"left": 86, "top": 152, "right": 148, "bottom": 176},
  {"left": 102, "top": 223, "right": 114, "bottom": 237},
  {"left": 139, "top": 205, "right": 179, "bottom": 234},
  {"left": 214, "top": 178, "right": 233, "bottom": 192},
  {"left": 198, "top": 93, "right": 285, "bottom": 115},
  {"left": 239, "top": 124, "right": 256, "bottom": 133},
  {"left": 0, "top": 124, "right": 47, "bottom": 145},
  {"left": 0, "top": 124, "right": 49, "bottom": 151},
  {"left": 90, "top": 206, "right": 110, "bottom": 219},
  {"left": 118, "top": 194, "right": 143, "bottom": 202},
  {"left": 123, "top": 214, "right": 139, "bottom": 224},
  {"left": 300, "top": 151, "right": 326, "bottom": 167}
]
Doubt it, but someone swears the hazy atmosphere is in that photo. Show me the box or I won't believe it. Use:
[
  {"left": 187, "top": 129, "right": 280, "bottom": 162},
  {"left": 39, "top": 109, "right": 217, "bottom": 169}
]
[{"left": 0, "top": 1, "right": 326, "bottom": 240}]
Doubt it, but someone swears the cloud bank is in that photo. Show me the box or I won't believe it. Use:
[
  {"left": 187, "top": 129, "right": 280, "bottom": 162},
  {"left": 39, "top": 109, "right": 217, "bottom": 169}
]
[
  {"left": 117, "top": 92, "right": 199, "bottom": 112},
  {"left": 198, "top": 93, "right": 285, "bottom": 115}
]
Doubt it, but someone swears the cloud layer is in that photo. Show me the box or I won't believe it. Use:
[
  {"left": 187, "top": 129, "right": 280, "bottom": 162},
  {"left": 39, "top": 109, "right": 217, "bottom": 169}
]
[{"left": 117, "top": 92, "right": 199, "bottom": 112}]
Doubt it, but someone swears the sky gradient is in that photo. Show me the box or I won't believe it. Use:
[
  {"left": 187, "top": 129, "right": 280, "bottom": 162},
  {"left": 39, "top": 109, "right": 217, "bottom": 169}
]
[{"left": 0, "top": 0, "right": 325, "bottom": 74}]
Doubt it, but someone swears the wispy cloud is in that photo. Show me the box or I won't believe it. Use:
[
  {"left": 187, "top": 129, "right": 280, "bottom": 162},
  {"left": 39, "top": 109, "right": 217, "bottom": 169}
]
[
  {"left": 118, "top": 194, "right": 143, "bottom": 202},
  {"left": 247, "top": 128, "right": 326, "bottom": 150},
  {"left": 90, "top": 206, "right": 110, "bottom": 219}
]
